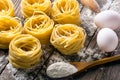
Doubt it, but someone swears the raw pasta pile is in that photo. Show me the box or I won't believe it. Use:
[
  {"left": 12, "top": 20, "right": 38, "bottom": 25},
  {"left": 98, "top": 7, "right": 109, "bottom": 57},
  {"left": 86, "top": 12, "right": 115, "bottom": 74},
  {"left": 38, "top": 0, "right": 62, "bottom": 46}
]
[
  {"left": 50, "top": 24, "right": 86, "bottom": 55},
  {"left": 0, "top": 16, "right": 23, "bottom": 49},
  {"left": 9, "top": 34, "right": 42, "bottom": 69},
  {"left": 21, "top": 0, "right": 51, "bottom": 18},
  {"left": 0, "top": 0, "right": 14, "bottom": 16},
  {"left": 51, "top": 0, "right": 81, "bottom": 25},
  {"left": 24, "top": 11, "right": 54, "bottom": 44}
]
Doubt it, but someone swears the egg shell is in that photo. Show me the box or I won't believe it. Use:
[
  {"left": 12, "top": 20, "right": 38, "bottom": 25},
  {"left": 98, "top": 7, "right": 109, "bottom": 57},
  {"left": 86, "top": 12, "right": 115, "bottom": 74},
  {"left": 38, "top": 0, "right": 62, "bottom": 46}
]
[
  {"left": 94, "top": 10, "right": 120, "bottom": 30},
  {"left": 97, "top": 28, "right": 118, "bottom": 52}
]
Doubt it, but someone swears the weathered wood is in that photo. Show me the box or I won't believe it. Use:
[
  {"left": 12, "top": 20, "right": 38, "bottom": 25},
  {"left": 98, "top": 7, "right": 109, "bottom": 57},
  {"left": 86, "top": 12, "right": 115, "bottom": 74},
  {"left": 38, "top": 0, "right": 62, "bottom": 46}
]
[
  {"left": 76, "top": 0, "right": 120, "bottom": 80},
  {"left": 0, "top": 0, "right": 55, "bottom": 80},
  {"left": 0, "top": 50, "right": 8, "bottom": 74},
  {"left": 0, "top": 0, "right": 120, "bottom": 80},
  {"left": 0, "top": 45, "right": 54, "bottom": 80},
  {"left": 93, "top": 0, "right": 120, "bottom": 80},
  {"left": 34, "top": 0, "right": 114, "bottom": 80}
]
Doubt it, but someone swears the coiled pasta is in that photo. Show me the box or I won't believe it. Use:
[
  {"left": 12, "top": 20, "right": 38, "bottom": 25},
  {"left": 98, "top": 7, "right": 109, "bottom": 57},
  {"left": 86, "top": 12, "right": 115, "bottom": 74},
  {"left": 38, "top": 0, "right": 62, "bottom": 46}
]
[
  {"left": 21, "top": 0, "right": 51, "bottom": 18},
  {"left": 0, "top": 0, "right": 14, "bottom": 16},
  {"left": 50, "top": 24, "right": 86, "bottom": 55},
  {"left": 51, "top": 0, "right": 81, "bottom": 25},
  {"left": 9, "top": 34, "right": 42, "bottom": 69},
  {"left": 0, "top": 16, "right": 23, "bottom": 49},
  {"left": 24, "top": 11, "right": 54, "bottom": 44}
]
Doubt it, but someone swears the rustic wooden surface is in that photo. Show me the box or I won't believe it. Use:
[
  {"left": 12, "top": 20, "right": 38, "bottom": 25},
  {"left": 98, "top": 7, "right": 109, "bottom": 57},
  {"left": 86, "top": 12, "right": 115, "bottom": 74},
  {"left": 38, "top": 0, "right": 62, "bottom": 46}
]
[{"left": 0, "top": 0, "right": 120, "bottom": 80}]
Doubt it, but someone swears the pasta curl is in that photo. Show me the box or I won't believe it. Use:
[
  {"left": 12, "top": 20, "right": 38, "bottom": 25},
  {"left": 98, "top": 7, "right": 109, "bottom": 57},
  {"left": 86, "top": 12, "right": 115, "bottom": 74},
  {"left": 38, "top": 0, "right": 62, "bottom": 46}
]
[
  {"left": 24, "top": 11, "right": 54, "bottom": 44},
  {"left": 51, "top": 0, "right": 81, "bottom": 25},
  {"left": 0, "top": 0, "right": 14, "bottom": 16},
  {"left": 50, "top": 24, "right": 86, "bottom": 55},
  {"left": 21, "top": 0, "right": 51, "bottom": 18},
  {"left": 9, "top": 34, "right": 42, "bottom": 69},
  {"left": 0, "top": 16, "right": 23, "bottom": 49}
]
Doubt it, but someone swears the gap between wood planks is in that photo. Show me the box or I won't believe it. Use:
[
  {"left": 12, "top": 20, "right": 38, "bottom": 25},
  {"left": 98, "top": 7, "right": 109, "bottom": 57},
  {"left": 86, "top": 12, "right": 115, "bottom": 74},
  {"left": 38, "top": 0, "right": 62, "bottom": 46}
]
[
  {"left": 0, "top": 0, "right": 117, "bottom": 80},
  {"left": 32, "top": 2, "right": 85, "bottom": 80},
  {"left": 74, "top": 0, "right": 120, "bottom": 80},
  {"left": 0, "top": 0, "right": 113, "bottom": 79},
  {"left": 33, "top": 0, "right": 115, "bottom": 80}
]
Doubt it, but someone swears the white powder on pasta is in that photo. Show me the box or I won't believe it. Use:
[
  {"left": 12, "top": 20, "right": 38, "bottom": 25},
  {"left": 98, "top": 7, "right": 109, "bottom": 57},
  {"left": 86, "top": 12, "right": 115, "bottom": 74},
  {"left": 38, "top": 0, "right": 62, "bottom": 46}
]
[{"left": 46, "top": 62, "right": 78, "bottom": 78}]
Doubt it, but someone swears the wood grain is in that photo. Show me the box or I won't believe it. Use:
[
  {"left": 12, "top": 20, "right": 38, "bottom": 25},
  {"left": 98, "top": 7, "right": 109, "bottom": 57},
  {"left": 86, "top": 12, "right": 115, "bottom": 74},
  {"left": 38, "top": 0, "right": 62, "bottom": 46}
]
[
  {"left": 34, "top": 0, "right": 115, "bottom": 80},
  {"left": 0, "top": 0, "right": 120, "bottom": 80},
  {"left": 0, "top": 50, "right": 8, "bottom": 74},
  {"left": 0, "top": 0, "right": 55, "bottom": 80}
]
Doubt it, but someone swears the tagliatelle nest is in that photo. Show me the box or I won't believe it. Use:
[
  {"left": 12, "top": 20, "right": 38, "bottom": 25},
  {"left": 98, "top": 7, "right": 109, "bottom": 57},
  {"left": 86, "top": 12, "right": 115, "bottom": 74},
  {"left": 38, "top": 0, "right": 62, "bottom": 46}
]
[
  {"left": 24, "top": 11, "right": 54, "bottom": 44},
  {"left": 9, "top": 34, "right": 42, "bottom": 69},
  {"left": 51, "top": 0, "right": 81, "bottom": 25},
  {"left": 0, "top": 16, "right": 23, "bottom": 49},
  {"left": 0, "top": 0, "right": 14, "bottom": 16},
  {"left": 21, "top": 0, "right": 51, "bottom": 18},
  {"left": 50, "top": 24, "right": 86, "bottom": 55}
]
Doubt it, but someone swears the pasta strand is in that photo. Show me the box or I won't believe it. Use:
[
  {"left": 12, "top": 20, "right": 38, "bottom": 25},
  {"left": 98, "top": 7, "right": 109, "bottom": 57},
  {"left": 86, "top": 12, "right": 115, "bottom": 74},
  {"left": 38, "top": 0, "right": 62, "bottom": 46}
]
[
  {"left": 50, "top": 24, "right": 86, "bottom": 55},
  {"left": 21, "top": 0, "right": 51, "bottom": 18},
  {"left": 0, "top": 0, "right": 14, "bottom": 16},
  {"left": 9, "top": 34, "right": 42, "bottom": 69},
  {"left": 0, "top": 16, "right": 23, "bottom": 49},
  {"left": 24, "top": 11, "right": 54, "bottom": 44},
  {"left": 51, "top": 0, "right": 81, "bottom": 25}
]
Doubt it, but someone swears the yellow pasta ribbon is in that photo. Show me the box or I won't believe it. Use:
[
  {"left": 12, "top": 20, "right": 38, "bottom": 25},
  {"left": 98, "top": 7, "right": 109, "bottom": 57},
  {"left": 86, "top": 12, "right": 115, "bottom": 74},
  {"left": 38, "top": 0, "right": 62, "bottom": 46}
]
[
  {"left": 0, "top": 16, "right": 23, "bottom": 49},
  {"left": 9, "top": 34, "right": 42, "bottom": 69},
  {"left": 21, "top": 0, "right": 51, "bottom": 18},
  {"left": 50, "top": 24, "right": 86, "bottom": 55},
  {"left": 51, "top": 0, "right": 81, "bottom": 25},
  {"left": 24, "top": 11, "right": 54, "bottom": 44},
  {"left": 0, "top": 0, "right": 14, "bottom": 16}
]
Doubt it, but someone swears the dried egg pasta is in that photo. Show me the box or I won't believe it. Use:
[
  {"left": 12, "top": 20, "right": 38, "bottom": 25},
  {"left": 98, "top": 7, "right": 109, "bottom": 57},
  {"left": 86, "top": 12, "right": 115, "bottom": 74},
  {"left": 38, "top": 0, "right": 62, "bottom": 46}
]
[
  {"left": 0, "top": 16, "right": 23, "bottom": 49},
  {"left": 50, "top": 24, "right": 86, "bottom": 55},
  {"left": 51, "top": 0, "right": 81, "bottom": 25},
  {"left": 24, "top": 11, "right": 54, "bottom": 44},
  {"left": 21, "top": 0, "right": 51, "bottom": 18},
  {"left": 0, "top": 0, "right": 14, "bottom": 16},
  {"left": 9, "top": 34, "right": 42, "bottom": 69}
]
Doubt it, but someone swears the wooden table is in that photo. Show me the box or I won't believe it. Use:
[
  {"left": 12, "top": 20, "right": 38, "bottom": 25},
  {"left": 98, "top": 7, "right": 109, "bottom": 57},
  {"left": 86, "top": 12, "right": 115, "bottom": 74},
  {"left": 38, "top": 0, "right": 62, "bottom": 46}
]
[{"left": 0, "top": 0, "right": 120, "bottom": 80}]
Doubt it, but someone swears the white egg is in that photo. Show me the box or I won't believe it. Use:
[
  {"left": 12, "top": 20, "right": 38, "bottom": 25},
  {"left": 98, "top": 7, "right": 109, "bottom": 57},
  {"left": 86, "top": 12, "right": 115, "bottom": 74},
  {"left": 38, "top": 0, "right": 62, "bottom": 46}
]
[
  {"left": 94, "top": 10, "right": 120, "bottom": 30},
  {"left": 97, "top": 28, "right": 118, "bottom": 52}
]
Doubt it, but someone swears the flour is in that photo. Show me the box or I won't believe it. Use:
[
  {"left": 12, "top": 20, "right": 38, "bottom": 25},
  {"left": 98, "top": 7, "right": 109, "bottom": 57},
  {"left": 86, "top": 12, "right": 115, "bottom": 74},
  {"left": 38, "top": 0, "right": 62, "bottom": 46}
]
[{"left": 46, "top": 62, "right": 78, "bottom": 78}]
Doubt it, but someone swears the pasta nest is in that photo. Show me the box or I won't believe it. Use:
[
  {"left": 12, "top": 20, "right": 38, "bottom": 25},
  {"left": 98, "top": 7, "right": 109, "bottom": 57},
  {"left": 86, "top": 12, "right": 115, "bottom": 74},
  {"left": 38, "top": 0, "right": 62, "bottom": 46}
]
[
  {"left": 21, "top": 0, "right": 51, "bottom": 18},
  {"left": 51, "top": 0, "right": 81, "bottom": 25},
  {"left": 9, "top": 34, "right": 42, "bottom": 69},
  {"left": 50, "top": 24, "right": 86, "bottom": 55},
  {"left": 0, "top": 16, "right": 23, "bottom": 49},
  {"left": 24, "top": 11, "right": 54, "bottom": 44},
  {"left": 0, "top": 0, "right": 14, "bottom": 16}
]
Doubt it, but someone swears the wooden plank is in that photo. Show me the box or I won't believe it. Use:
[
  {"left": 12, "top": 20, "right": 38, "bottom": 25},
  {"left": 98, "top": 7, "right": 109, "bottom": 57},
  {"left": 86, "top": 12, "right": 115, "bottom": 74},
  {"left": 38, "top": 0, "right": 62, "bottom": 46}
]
[
  {"left": 0, "top": 0, "right": 118, "bottom": 80},
  {"left": 0, "top": 50, "right": 8, "bottom": 74},
  {"left": 0, "top": 0, "right": 22, "bottom": 76},
  {"left": 76, "top": 0, "right": 120, "bottom": 80},
  {"left": 0, "top": 0, "right": 21, "bottom": 74},
  {"left": 0, "top": 45, "right": 54, "bottom": 80},
  {"left": 81, "top": 0, "right": 114, "bottom": 48},
  {"left": 13, "top": 0, "right": 24, "bottom": 23},
  {"left": 0, "top": 0, "right": 54, "bottom": 80},
  {"left": 34, "top": 0, "right": 114, "bottom": 80}
]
